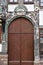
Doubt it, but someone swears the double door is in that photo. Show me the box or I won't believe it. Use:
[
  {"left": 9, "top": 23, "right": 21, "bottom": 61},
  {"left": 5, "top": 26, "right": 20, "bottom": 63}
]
[{"left": 8, "top": 18, "right": 34, "bottom": 65}]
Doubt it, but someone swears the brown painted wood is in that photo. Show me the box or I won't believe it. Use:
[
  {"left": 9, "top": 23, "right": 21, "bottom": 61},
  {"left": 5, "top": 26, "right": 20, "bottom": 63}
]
[{"left": 8, "top": 18, "right": 34, "bottom": 65}]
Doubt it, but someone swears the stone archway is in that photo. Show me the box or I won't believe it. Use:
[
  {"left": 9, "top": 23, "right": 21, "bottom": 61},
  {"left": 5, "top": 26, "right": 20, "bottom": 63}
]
[
  {"left": 5, "top": 15, "right": 40, "bottom": 65},
  {"left": 8, "top": 17, "right": 34, "bottom": 65}
]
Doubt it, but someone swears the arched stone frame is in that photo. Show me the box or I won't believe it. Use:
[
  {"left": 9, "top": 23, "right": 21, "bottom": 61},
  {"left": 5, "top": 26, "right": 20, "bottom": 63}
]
[{"left": 3, "top": 15, "right": 40, "bottom": 64}]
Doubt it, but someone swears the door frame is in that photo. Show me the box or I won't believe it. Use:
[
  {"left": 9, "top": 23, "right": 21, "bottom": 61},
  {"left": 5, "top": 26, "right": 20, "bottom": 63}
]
[{"left": 5, "top": 15, "right": 40, "bottom": 63}]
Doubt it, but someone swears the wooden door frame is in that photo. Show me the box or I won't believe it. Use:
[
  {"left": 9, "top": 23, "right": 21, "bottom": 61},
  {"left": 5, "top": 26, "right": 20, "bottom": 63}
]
[{"left": 5, "top": 15, "right": 40, "bottom": 64}]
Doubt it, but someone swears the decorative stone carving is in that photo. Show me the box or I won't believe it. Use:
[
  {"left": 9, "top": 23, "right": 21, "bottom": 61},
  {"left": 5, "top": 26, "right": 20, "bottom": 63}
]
[
  {"left": 5, "top": 15, "right": 40, "bottom": 64},
  {"left": 14, "top": 5, "right": 28, "bottom": 15},
  {"left": 2, "top": 0, "right": 40, "bottom": 65}
]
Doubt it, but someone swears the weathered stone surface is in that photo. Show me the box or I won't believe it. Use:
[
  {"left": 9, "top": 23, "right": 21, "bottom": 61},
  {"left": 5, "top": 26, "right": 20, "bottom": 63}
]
[
  {"left": 0, "top": 54, "right": 8, "bottom": 65},
  {"left": 34, "top": 62, "right": 43, "bottom": 65}
]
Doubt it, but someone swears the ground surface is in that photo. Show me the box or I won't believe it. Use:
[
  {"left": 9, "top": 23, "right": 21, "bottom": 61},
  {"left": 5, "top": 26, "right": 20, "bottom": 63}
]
[{"left": 0, "top": 55, "right": 43, "bottom": 65}]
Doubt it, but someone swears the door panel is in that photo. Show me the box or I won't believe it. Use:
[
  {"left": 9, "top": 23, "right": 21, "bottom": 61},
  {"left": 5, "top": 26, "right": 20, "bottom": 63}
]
[
  {"left": 21, "top": 18, "right": 34, "bottom": 33},
  {"left": 8, "top": 18, "right": 21, "bottom": 33},
  {"left": 21, "top": 34, "right": 34, "bottom": 61},
  {"left": 8, "top": 18, "right": 34, "bottom": 34},
  {"left": 8, "top": 34, "right": 20, "bottom": 65},
  {"left": 21, "top": 34, "right": 34, "bottom": 65},
  {"left": 8, "top": 18, "right": 34, "bottom": 65},
  {"left": 9, "top": 62, "right": 20, "bottom": 65},
  {"left": 21, "top": 62, "right": 33, "bottom": 65}
]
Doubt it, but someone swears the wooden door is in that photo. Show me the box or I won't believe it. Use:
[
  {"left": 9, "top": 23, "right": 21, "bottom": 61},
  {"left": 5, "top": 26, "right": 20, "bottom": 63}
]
[{"left": 8, "top": 18, "right": 34, "bottom": 65}]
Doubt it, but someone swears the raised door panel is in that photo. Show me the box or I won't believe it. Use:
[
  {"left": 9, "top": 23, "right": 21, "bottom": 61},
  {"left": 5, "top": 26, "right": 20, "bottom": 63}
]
[
  {"left": 8, "top": 34, "right": 20, "bottom": 65},
  {"left": 21, "top": 34, "right": 34, "bottom": 65}
]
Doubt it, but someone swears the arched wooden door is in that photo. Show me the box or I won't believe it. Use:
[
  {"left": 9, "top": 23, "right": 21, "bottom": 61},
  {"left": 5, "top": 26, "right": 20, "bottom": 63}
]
[{"left": 8, "top": 18, "right": 34, "bottom": 65}]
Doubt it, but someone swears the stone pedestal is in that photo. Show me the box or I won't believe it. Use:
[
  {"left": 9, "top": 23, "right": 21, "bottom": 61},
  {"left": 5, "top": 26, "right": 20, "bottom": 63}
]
[
  {"left": 0, "top": 54, "right": 8, "bottom": 65},
  {"left": 34, "top": 63, "right": 40, "bottom": 65}
]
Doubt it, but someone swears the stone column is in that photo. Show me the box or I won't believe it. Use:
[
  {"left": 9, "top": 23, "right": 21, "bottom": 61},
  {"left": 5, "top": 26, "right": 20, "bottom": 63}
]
[
  {"left": 34, "top": 0, "right": 40, "bottom": 64},
  {"left": 2, "top": 33, "right": 7, "bottom": 53},
  {"left": 34, "top": 25, "right": 40, "bottom": 64}
]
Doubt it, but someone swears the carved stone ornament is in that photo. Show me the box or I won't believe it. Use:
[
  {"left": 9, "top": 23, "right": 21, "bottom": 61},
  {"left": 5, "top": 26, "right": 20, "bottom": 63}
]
[{"left": 14, "top": 5, "right": 28, "bottom": 15}]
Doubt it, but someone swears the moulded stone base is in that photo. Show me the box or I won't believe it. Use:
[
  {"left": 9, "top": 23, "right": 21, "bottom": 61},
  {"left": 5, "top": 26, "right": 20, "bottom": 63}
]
[
  {"left": 34, "top": 60, "right": 40, "bottom": 65},
  {"left": 0, "top": 54, "right": 8, "bottom": 65},
  {"left": 34, "top": 63, "right": 40, "bottom": 65},
  {"left": 34, "top": 61, "right": 43, "bottom": 65},
  {"left": 40, "top": 62, "right": 43, "bottom": 65}
]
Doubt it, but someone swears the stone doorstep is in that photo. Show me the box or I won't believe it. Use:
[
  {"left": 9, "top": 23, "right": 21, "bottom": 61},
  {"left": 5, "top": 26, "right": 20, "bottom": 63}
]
[
  {"left": 0, "top": 61, "right": 43, "bottom": 65},
  {"left": 0, "top": 55, "right": 43, "bottom": 65}
]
